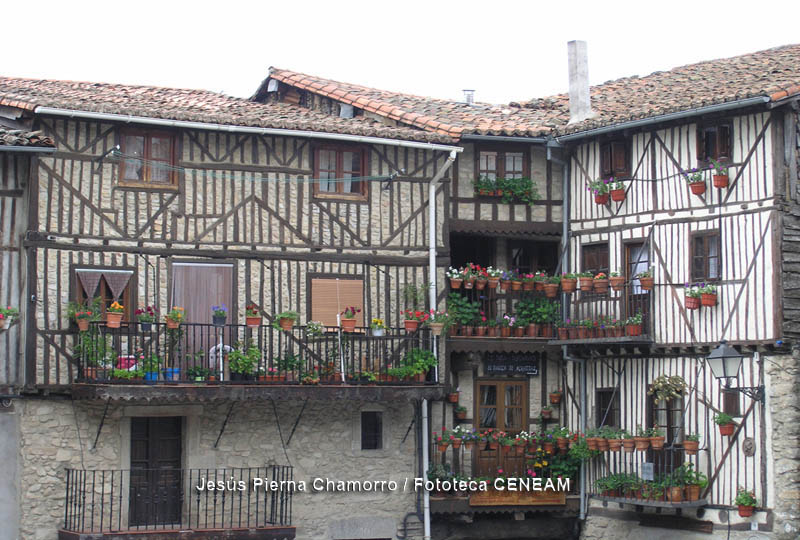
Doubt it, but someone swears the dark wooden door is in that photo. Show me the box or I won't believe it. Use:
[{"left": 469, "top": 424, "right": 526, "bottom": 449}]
[
  {"left": 474, "top": 379, "right": 527, "bottom": 477},
  {"left": 129, "top": 417, "right": 182, "bottom": 527}
]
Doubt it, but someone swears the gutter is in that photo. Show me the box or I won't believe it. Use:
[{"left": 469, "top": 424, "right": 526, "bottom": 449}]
[
  {"left": 461, "top": 133, "right": 549, "bottom": 144},
  {"left": 33, "top": 106, "right": 464, "bottom": 154},
  {"left": 555, "top": 96, "right": 771, "bottom": 142},
  {"left": 0, "top": 146, "right": 55, "bottom": 154}
]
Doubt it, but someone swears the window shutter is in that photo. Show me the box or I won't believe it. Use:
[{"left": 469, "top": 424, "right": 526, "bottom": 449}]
[
  {"left": 600, "top": 143, "right": 612, "bottom": 177},
  {"left": 611, "top": 141, "right": 629, "bottom": 177},
  {"left": 718, "top": 125, "right": 731, "bottom": 159},
  {"left": 310, "top": 278, "right": 364, "bottom": 327}
]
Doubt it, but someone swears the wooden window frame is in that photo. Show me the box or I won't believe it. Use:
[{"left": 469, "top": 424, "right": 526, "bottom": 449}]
[
  {"left": 72, "top": 265, "right": 136, "bottom": 323},
  {"left": 696, "top": 121, "right": 732, "bottom": 167},
  {"left": 689, "top": 230, "right": 721, "bottom": 283},
  {"left": 474, "top": 378, "right": 528, "bottom": 432},
  {"left": 599, "top": 139, "right": 631, "bottom": 179},
  {"left": 474, "top": 145, "right": 530, "bottom": 181},
  {"left": 118, "top": 127, "right": 180, "bottom": 190},
  {"left": 312, "top": 144, "right": 369, "bottom": 202},
  {"left": 581, "top": 242, "right": 610, "bottom": 276},
  {"left": 596, "top": 388, "right": 620, "bottom": 428}
]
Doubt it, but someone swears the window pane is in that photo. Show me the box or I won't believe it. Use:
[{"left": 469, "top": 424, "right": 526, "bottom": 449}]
[
  {"left": 151, "top": 136, "right": 172, "bottom": 161},
  {"left": 480, "top": 385, "right": 497, "bottom": 405},
  {"left": 505, "top": 153, "right": 523, "bottom": 178},
  {"left": 150, "top": 161, "right": 170, "bottom": 183},
  {"left": 504, "top": 407, "right": 522, "bottom": 430},
  {"left": 708, "top": 256, "right": 720, "bottom": 279},
  {"left": 505, "top": 384, "right": 522, "bottom": 406},
  {"left": 123, "top": 135, "right": 145, "bottom": 181},
  {"left": 318, "top": 150, "right": 336, "bottom": 192},
  {"left": 479, "top": 151, "right": 497, "bottom": 179},
  {"left": 343, "top": 151, "right": 361, "bottom": 175}
]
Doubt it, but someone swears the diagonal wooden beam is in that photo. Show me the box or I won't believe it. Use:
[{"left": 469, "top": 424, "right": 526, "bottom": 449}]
[
  {"left": 722, "top": 118, "right": 771, "bottom": 205},
  {"left": 380, "top": 183, "right": 445, "bottom": 247},
  {"left": 652, "top": 240, "right": 698, "bottom": 343},
  {"left": 133, "top": 193, "right": 178, "bottom": 238},
  {"left": 253, "top": 196, "right": 314, "bottom": 245},
  {"left": 313, "top": 201, "right": 368, "bottom": 246},
  {"left": 701, "top": 396, "right": 758, "bottom": 499},
  {"left": 195, "top": 194, "right": 255, "bottom": 241},
  {"left": 613, "top": 136, "right": 654, "bottom": 218}
]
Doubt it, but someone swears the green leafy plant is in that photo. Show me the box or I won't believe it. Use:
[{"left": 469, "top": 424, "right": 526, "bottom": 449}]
[
  {"left": 709, "top": 158, "right": 728, "bottom": 175},
  {"left": 229, "top": 341, "right": 261, "bottom": 375},
  {"left": 648, "top": 374, "right": 687, "bottom": 403},
  {"left": 186, "top": 365, "right": 211, "bottom": 380},
  {"left": 686, "top": 433, "right": 700, "bottom": 442},
  {"left": 495, "top": 177, "right": 541, "bottom": 205},
  {"left": 305, "top": 320, "right": 324, "bottom": 337},
  {"left": 684, "top": 168, "right": 704, "bottom": 183},
  {"left": 447, "top": 293, "right": 480, "bottom": 326},
  {"left": 141, "top": 354, "right": 162, "bottom": 373},
  {"left": 588, "top": 177, "right": 611, "bottom": 195},
  {"left": 276, "top": 353, "right": 301, "bottom": 372},
  {"left": 66, "top": 298, "right": 102, "bottom": 322},
  {"left": 714, "top": 412, "right": 734, "bottom": 426},
  {"left": 734, "top": 488, "right": 757, "bottom": 507},
  {"left": 272, "top": 310, "right": 299, "bottom": 329}
]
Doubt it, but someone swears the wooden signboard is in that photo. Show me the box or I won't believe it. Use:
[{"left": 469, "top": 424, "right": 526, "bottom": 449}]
[
  {"left": 469, "top": 489, "right": 566, "bottom": 506},
  {"left": 484, "top": 352, "right": 540, "bottom": 376}
]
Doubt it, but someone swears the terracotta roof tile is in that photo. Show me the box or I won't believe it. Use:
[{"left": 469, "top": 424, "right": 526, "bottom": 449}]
[
  {"left": 265, "top": 44, "right": 800, "bottom": 139},
  {"left": 0, "top": 128, "right": 54, "bottom": 147},
  {"left": 0, "top": 76, "right": 456, "bottom": 144}
]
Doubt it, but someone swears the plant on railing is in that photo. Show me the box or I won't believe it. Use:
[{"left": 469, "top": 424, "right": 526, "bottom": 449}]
[
  {"left": 488, "top": 177, "right": 540, "bottom": 205},
  {"left": 734, "top": 488, "right": 757, "bottom": 517},
  {"left": 272, "top": 310, "right": 299, "bottom": 331},
  {"left": 648, "top": 374, "right": 687, "bottom": 403},
  {"left": 111, "top": 368, "right": 139, "bottom": 380},
  {"left": 425, "top": 310, "right": 450, "bottom": 336},
  {"left": 229, "top": 341, "right": 260, "bottom": 380},
  {"left": 699, "top": 283, "right": 718, "bottom": 307},
  {"left": 186, "top": 365, "right": 211, "bottom": 382},
  {"left": 165, "top": 306, "right": 185, "bottom": 329},
  {"left": 714, "top": 412, "right": 735, "bottom": 436},
  {"left": 135, "top": 305, "right": 158, "bottom": 331},
  {"left": 709, "top": 158, "right": 730, "bottom": 188},
  {"left": 588, "top": 177, "right": 611, "bottom": 205},
  {"left": 305, "top": 320, "right": 324, "bottom": 338},
  {"left": 141, "top": 354, "right": 161, "bottom": 376},
  {"left": 0, "top": 306, "right": 19, "bottom": 329},
  {"left": 684, "top": 168, "right": 707, "bottom": 195},
  {"left": 447, "top": 293, "right": 480, "bottom": 327},
  {"left": 211, "top": 304, "right": 228, "bottom": 326},
  {"left": 105, "top": 301, "right": 125, "bottom": 328},
  {"left": 67, "top": 298, "right": 102, "bottom": 332}
]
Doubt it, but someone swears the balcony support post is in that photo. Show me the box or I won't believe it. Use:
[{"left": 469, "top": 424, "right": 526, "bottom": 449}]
[
  {"left": 214, "top": 401, "right": 237, "bottom": 449},
  {"left": 90, "top": 397, "right": 112, "bottom": 451}
]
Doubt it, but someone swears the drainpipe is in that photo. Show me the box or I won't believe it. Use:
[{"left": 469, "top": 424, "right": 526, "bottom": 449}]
[
  {"left": 421, "top": 398, "right": 431, "bottom": 540},
  {"left": 428, "top": 150, "right": 457, "bottom": 384}
]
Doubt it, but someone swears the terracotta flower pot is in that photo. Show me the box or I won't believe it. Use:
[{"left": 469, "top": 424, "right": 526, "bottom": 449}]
[
  {"left": 625, "top": 324, "right": 642, "bottom": 336},
  {"left": 701, "top": 293, "right": 717, "bottom": 307},
  {"left": 513, "top": 327, "right": 525, "bottom": 337},
  {"left": 540, "top": 325, "right": 554, "bottom": 338},
  {"left": 595, "top": 193, "right": 609, "bottom": 205},
  {"left": 450, "top": 278, "right": 463, "bottom": 289},
  {"left": 535, "top": 281, "right": 545, "bottom": 292},
  {"left": 511, "top": 280, "right": 522, "bottom": 291},
  {"left": 543, "top": 442, "right": 555, "bottom": 454},
  {"left": 633, "top": 437, "right": 650, "bottom": 451},
  {"left": 608, "top": 439, "right": 622, "bottom": 452},
  {"left": 718, "top": 422, "right": 735, "bottom": 436},
  {"left": 447, "top": 392, "right": 459, "bottom": 403},
  {"left": 488, "top": 442, "right": 499, "bottom": 450},
  {"left": 487, "top": 277, "right": 499, "bottom": 290},
  {"left": 713, "top": 174, "right": 729, "bottom": 188},
  {"left": 474, "top": 326, "right": 486, "bottom": 337},
  {"left": 541, "top": 409, "right": 552, "bottom": 419},
  {"left": 622, "top": 439, "right": 635, "bottom": 452},
  {"left": 667, "top": 486, "right": 684, "bottom": 502},
  {"left": 609, "top": 276, "right": 625, "bottom": 291},
  {"left": 278, "top": 317, "right": 295, "bottom": 331},
  {"left": 451, "top": 439, "right": 462, "bottom": 449},
  {"left": 556, "top": 437, "right": 569, "bottom": 450},
  {"left": 106, "top": 312, "right": 123, "bottom": 328},
  {"left": 685, "top": 296, "right": 701, "bottom": 310},
  {"left": 683, "top": 440, "right": 699, "bottom": 455},
  {"left": 486, "top": 327, "right": 497, "bottom": 337},
  {"left": 404, "top": 319, "right": 419, "bottom": 332},
  {"left": 593, "top": 279, "right": 609, "bottom": 294},
  {"left": 462, "top": 325, "right": 473, "bottom": 336},
  {"left": 649, "top": 436, "right": 665, "bottom": 450},
  {"left": 549, "top": 392, "right": 562, "bottom": 404},
  {"left": 500, "top": 327, "right": 511, "bottom": 337},
  {"left": 245, "top": 316, "right": 261, "bottom": 328},
  {"left": 557, "top": 328, "right": 569, "bottom": 340},
  {"left": 685, "top": 485, "right": 701, "bottom": 501},
  {"left": 437, "top": 443, "right": 448, "bottom": 452},
  {"left": 596, "top": 438, "right": 609, "bottom": 451},
  {"left": 341, "top": 318, "right": 357, "bottom": 332},
  {"left": 527, "top": 324, "right": 540, "bottom": 337},
  {"left": 577, "top": 327, "right": 590, "bottom": 339},
  {"left": 689, "top": 181, "right": 706, "bottom": 195},
  {"left": 610, "top": 188, "right": 626, "bottom": 202},
  {"left": 638, "top": 276, "right": 654, "bottom": 290},
  {"left": 77, "top": 319, "right": 90, "bottom": 332},
  {"left": 456, "top": 410, "right": 466, "bottom": 420},
  {"left": 738, "top": 505, "right": 754, "bottom": 518},
  {"left": 475, "top": 278, "right": 488, "bottom": 290},
  {"left": 165, "top": 317, "right": 180, "bottom": 329},
  {"left": 544, "top": 283, "right": 559, "bottom": 298},
  {"left": 523, "top": 281, "right": 535, "bottom": 291},
  {"left": 568, "top": 327, "right": 579, "bottom": 339},
  {"left": 500, "top": 280, "right": 510, "bottom": 291},
  {"left": 464, "top": 277, "right": 475, "bottom": 289},
  {"left": 578, "top": 277, "right": 593, "bottom": 291},
  {"left": 561, "top": 278, "right": 577, "bottom": 293},
  {"left": 586, "top": 437, "right": 598, "bottom": 451},
  {"left": 429, "top": 322, "right": 445, "bottom": 336}
]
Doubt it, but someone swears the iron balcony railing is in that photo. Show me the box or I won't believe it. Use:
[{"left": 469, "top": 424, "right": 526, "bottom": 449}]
[
  {"left": 76, "top": 322, "right": 436, "bottom": 385},
  {"left": 557, "top": 282, "right": 652, "bottom": 341},
  {"left": 63, "top": 466, "right": 293, "bottom": 533}
]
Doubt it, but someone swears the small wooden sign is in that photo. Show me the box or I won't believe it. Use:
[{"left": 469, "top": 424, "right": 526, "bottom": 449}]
[
  {"left": 485, "top": 352, "right": 539, "bottom": 376},
  {"left": 469, "top": 489, "right": 565, "bottom": 506}
]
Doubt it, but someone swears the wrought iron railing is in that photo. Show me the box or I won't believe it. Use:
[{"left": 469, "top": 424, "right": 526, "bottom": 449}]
[
  {"left": 75, "top": 322, "right": 436, "bottom": 385},
  {"left": 556, "top": 282, "right": 652, "bottom": 340},
  {"left": 63, "top": 466, "right": 293, "bottom": 533}
]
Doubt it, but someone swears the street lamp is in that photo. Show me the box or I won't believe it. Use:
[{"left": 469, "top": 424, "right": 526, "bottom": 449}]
[{"left": 706, "top": 340, "right": 764, "bottom": 402}]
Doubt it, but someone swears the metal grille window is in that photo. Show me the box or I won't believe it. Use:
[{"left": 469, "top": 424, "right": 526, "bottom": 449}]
[{"left": 361, "top": 411, "right": 382, "bottom": 450}]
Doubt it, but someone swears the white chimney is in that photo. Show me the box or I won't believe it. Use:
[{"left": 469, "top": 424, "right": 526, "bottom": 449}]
[
  {"left": 462, "top": 89, "right": 475, "bottom": 105},
  {"left": 567, "top": 40, "right": 594, "bottom": 124}
]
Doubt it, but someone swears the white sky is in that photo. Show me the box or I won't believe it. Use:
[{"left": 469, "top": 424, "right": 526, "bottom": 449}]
[{"left": 4, "top": 0, "right": 799, "bottom": 104}]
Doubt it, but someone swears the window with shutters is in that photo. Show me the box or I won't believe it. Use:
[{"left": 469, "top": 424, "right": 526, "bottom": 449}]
[
  {"left": 581, "top": 243, "right": 609, "bottom": 276},
  {"left": 313, "top": 145, "right": 368, "bottom": 200},
  {"left": 475, "top": 146, "right": 529, "bottom": 180},
  {"left": 309, "top": 276, "right": 364, "bottom": 328},
  {"left": 74, "top": 268, "right": 135, "bottom": 321},
  {"left": 599, "top": 140, "right": 630, "bottom": 179},
  {"left": 696, "top": 123, "right": 732, "bottom": 165},
  {"left": 596, "top": 388, "right": 620, "bottom": 428},
  {"left": 690, "top": 231, "right": 721, "bottom": 282},
  {"left": 119, "top": 129, "right": 179, "bottom": 189}
]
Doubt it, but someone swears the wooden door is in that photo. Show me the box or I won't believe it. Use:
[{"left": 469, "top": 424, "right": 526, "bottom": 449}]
[
  {"left": 129, "top": 417, "right": 182, "bottom": 527},
  {"left": 474, "top": 379, "right": 528, "bottom": 476},
  {"left": 624, "top": 243, "right": 650, "bottom": 330}
]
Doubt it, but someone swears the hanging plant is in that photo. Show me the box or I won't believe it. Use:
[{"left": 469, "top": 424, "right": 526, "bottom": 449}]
[{"left": 647, "top": 374, "right": 687, "bottom": 403}]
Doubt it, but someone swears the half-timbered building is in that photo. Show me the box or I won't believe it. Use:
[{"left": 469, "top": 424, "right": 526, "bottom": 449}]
[{"left": 0, "top": 77, "right": 463, "bottom": 540}]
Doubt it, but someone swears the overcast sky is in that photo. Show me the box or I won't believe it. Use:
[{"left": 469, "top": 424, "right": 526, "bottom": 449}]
[{"left": 4, "top": 0, "right": 799, "bottom": 104}]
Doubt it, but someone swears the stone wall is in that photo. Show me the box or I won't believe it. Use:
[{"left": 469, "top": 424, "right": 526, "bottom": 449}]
[{"left": 18, "top": 397, "right": 424, "bottom": 540}]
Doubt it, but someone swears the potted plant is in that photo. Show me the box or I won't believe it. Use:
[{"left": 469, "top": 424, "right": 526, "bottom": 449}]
[
  {"left": 700, "top": 283, "right": 717, "bottom": 307},
  {"left": 683, "top": 463, "right": 707, "bottom": 501},
  {"left": 589, "top": 177, "right": 610, "bottom": 205},
  {"left": 486, "top": 266, "right": 502, "bottom": 289},
  {"left": 426, "top": 310, "right": 449, "bottom": 336},
  {"left": 649, "top": 426, "right": 666, "bottom": 450},
  {"left": 402, "top": 309, "right": 428, "bottom": 332},
  {"left": 186, "top": 365, "right": 210, "bottom": 383},
  {"left": 106, "top": 301, "right": 124, "bottom": 328},
  {"left": 135, "top": 305, "right": 157, "bottom": 331},
  {"left": 636, "top": 267, "right": 654, "bottom": 290},
  {"left": 710, "top": 158, "right": 729, "bottom": 188},
  {"left": 305, "top": 320, "right": 324, "bottom": 339},
  {"left": 405, "top": 348, "right": 437, "bottom": 382},
  {"left": 685, "top": 169, "right": 706, "bottom": 195},
  {"left": 245, "top": 303, "right": 261, "bottom": 328},
  {"left": 633, "top": 425, "right": 650, "bottom": 451},
  {"left": 111, "top": 368, "right": 136, "bottom": 382},
  {"left": 229, "top": 341, "right": 260, "bottom": 381},
  {"left": 447, "top": 389, "right": 459, "bottom": 403},
  {"left": 369, "top": 318, "right": 387, "bottom": 336},
  {"left": 620, "top": 430, "right": 635, "bottom": 452},
  {"left": 434, "top": 431, "right": 449, "bottom": 453},
  {"left": 340, "top": 306, "right": 361, "bottom": 332},
  {"left": 455, "top": 405, "right": 467, "bottom": 420},
  {"left": 73, "top": 308, "right": 96, "bottom": 332},
  {"left": 607, "top": 430, "right": 622, "bottom": 452},
  {"left": 273, "top": 310, "right": 299, "bottom": 331},
  {"left": 549, "top": 389, "right": 563, "bottom": 404},
  {"left": 556, "top": 320, "right": 569, "bottom": 340},
  {"left": 648, "top": 374, "right": 687, "bottom": 403},
  {"left": 560, "top": 273, "right": 577, "bottom": 293},
  {"left": 734, "top": 489, "right": 757, "bottom": 517},
  {"left": 593, "top": 272, "right": 609, "bottom": 294},
  {"left": 683, "top": 433, "right": 700, "bottom": 455},
  {"left": 577, "top": 271, "right": 593, "bottom": 291},
  {"left": 610, "top": 178, "right": 626, "bottom": 202},
  {"left": 684, "top": 283, "right": 701, "bottom": 310},
  {"left": 608, "top": 271, "right": 625, "bottom": 292},
  {"left": 212, "top": 304, "right": 228, "bottom": 327},
  {"left": 277, "top": 353, "right": 301, "bottom": 380},
  {"left": 165, "top": 306, "right": 185, "bottom": 329},
  {"left": 0, "top": 306, "right": 18, "bottom": 329},
  {"left": 543, "top": 275, "right": 560, "bottom": 298},
  {"left": 714, "top": 412, "right": 735, "bottom": 436},
  {"left": 541, "top": 405, "right": 552, "bottom": 419},
  {"left": 447, "top": 267, "right": 463, "bottom": 289},
  {"left": 625, "top": 312, "right": 643, "bottom": 336},
  {"left": 142, "top": 354, "right": 161, "bottom": 382},
  {"left": 474, "top": 266, "right": 489, "bottom": 290}
]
